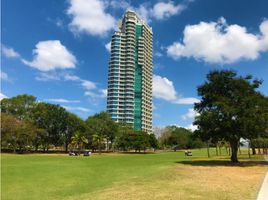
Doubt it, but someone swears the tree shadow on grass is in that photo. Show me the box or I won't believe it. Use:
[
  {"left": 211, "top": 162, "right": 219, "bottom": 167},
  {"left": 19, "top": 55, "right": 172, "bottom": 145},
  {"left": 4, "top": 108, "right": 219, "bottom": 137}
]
[{"left": 176, "top": 159, "right": 268, "bottom": 167}]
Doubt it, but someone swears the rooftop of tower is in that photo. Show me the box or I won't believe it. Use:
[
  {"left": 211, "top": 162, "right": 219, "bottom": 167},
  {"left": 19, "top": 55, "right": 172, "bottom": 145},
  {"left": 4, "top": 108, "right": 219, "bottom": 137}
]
[{"left": 122, "top": 9, "right": 153, "bottom": 33}]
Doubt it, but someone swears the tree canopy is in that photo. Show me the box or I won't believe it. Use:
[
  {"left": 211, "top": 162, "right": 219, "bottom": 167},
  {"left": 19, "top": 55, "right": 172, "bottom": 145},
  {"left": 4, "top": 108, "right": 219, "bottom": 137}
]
[{"left": 194, "top": 70, "right": 268, "bottom": 162}]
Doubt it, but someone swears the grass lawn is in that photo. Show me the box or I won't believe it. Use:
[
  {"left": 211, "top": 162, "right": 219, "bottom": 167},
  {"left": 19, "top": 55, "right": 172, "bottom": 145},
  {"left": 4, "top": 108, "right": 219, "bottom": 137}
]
[{"left": 1, "top": 149, "right": 267, "bottom": 200}]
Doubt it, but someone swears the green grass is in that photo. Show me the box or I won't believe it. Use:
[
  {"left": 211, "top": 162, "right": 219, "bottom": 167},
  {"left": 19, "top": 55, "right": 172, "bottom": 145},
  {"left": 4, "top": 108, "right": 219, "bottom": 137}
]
[{"left": 1, "top": 149, "right": 267, "bottom": 200}]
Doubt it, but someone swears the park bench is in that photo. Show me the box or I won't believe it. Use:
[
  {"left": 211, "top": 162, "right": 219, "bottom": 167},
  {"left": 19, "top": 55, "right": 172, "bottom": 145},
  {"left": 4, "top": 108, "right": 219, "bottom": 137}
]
[
  {"left": 83, "top": 151, "right": 92, "bottom": 156},
  {"left": 184, "top": 150, "right": 192, "bottom": 156},
  {"left": 69, "top": 150, "right": 91, "bottom": 156},
  {"left": 69, "top": 151, "right": 79, "bottom": 156}
]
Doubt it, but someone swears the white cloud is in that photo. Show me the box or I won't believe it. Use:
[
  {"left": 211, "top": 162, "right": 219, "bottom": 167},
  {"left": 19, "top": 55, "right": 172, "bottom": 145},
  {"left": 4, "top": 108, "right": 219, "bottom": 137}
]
[
  {"left": 1, "top": 45, "right": 20, "bottom": 58},
  {"left": 35, "top": 72, "right": 61, "bottom": 81},
  {"left": 45, "top": 98, "right": 80, "bottom": 103},
  {"left": 55, "top": 19, "right": 64, "bottom": 28},
  {"left": 67, "top": 0, "right": 116, "bottom": 36},
  {"left": 170, "top": 124, "right": 198, "bottom": 132},
  {"left": 167, "top": 18, "right": 268, "bottom": 64},
  {"left": 1, "top": 72, "right": 9, "bottom": 81},
  {"left": 63, "top": 106, "right": 91, "bottom": 112},
  {"left": 66, "top": 0, "right": 191, "bottom": 36},
  {"left": 181, "top": 108, "right": 199, "bottom": 120},
  {"left": 153, "top": 75, "right": 177, "bottom": 101},
  {"left": 81, "top": 80, "right": 96, "bottom": 90},
  {"left": 175, "top": 98, "right": 200, "bottom": 104},
  {"left": 132, "top": 1, "right": 186, "bottom": 23},
  {"left": 109, "top": 0, "right": 130, "bottom": 10},
  {"left": 153, "top": 74, "right": 199, "bottom": 104},
  {"left": 84, "top": 91, "right": 99, "bottom": 98},
  {"left": 84, "top": 88, "right": 107, "bottom": 99},
  {"left": 152, "top": 1, "right": 185, "bottom": 20},
  {"left": 186, "top": 124, "right": 198, "bottom": 132},
  {"left": 105, "top": 42, "right": 111, "bottom": 52},
  {"left": 99, "top": 89, "right": 107, "bottom": 97},
  {"left": 64, "top": 74, "right": 80, "bottom": 81},
  {"left": 63, "top": 73, "right": 96, "bottom": 90},
  {"left": 22, "top": 40, "right": 76, "bottom": 71},
  {"left": 0, "top": 92, "right": 8, "bottom": 100},
  {"left": 155, "top": 52, "right": 163, "bottom": 57},
  {"left": 135, "top": 4, "right": 152, "bottom": 23}
]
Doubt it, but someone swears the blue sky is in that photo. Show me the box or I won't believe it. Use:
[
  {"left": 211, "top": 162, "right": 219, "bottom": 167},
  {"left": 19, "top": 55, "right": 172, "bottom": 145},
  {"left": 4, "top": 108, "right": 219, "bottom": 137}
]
[{"left": 1, "top": 0, "right": 268, "bottom": 130}]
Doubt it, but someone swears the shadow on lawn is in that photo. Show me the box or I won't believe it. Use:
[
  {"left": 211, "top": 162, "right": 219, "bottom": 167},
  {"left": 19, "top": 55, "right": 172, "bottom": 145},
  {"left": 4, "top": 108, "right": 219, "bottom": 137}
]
[{"left": 176, "top": 159, "right": 268, "bottom": 167}]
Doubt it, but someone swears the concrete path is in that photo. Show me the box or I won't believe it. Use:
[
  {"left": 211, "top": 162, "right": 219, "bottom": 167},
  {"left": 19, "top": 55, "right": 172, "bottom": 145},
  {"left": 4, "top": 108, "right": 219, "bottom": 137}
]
[{"left": 257, "top": 156, "right": 268, "bottom": 200}]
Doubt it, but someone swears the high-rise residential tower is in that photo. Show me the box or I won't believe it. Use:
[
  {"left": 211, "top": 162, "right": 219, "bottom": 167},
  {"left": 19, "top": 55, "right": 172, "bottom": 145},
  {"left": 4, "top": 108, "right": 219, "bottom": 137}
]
[{"left": 107, "top": 10, "right": 153, "bottom": 133}]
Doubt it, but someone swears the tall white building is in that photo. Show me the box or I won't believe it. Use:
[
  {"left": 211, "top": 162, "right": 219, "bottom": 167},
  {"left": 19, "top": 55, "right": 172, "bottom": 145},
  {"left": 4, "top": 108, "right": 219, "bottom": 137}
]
[{"left": 107, "top": 10, "right": 153, "bottom": 133}]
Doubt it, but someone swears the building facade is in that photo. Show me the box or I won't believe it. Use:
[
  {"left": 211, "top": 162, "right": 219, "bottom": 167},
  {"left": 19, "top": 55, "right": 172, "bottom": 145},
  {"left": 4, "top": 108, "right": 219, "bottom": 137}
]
[{"left": 107, "top": 10, "right": 153, "bottom": 133}]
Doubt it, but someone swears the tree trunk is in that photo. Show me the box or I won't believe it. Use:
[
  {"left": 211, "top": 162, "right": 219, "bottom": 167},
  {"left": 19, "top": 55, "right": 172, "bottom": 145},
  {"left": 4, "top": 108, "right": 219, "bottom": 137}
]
[
  {"left": 230, "top": 140, "right": 239, "bottom": 163},
  {"left": 106, "top": 140, "right": 109, "bottom": 152},
  {"left": 98, "top": 144, "right": 101, "bottom": 154},
  {"left": 252, "top": 147, "right": 256, "bottom": 155},
  {"left": 65, "top": 143, "right": 69, "bottom": 153},
  {"left": 219, "top": 145, "right": 222, "bottom": 156},
  {"left": 207, "top": 142, "right": 210, "bottom": 158},
  {"left": 216, "top": 144, "right": 218, "bottom": 156},
  {"left": 35, "top": 144, "right": 38, "bottom": 152}
]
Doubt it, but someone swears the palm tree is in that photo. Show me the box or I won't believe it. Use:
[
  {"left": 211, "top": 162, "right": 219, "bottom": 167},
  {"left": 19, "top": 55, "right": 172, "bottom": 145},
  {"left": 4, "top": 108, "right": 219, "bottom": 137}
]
[
  {"left": 71, "top": 132, "right": 88, "bottom": 155},
  {"left": 92, "top": 134, "right": 105, "bottom": 154}
]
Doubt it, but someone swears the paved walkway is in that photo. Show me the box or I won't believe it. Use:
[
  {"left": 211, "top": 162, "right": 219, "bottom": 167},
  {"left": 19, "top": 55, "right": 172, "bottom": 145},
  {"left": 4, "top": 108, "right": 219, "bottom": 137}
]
[{"left": 257, "top": 156, "right": 268, "bottom": 200}]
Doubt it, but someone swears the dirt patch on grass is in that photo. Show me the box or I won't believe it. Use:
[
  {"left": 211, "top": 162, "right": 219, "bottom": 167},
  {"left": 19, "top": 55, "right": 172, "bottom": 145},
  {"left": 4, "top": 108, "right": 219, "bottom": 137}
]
[{"left": 88, "top": 160, "right": 267, "bottom": 200}]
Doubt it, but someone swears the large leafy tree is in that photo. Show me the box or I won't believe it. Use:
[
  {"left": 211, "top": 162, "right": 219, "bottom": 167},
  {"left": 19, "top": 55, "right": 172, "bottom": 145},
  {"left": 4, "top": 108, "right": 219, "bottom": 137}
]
[
  {"left": 167, "top": 126, "right": 191, "bottom": 151},
  {"left": 115, "top": 129, "right": 151, "bottom": 152},
  {"left": 1, "top": 94, "right": 36, "bottom": 120},
  {"left": 148, "top": 134, "right": 159, "bottom": 151},
  {"left": 1, "top": 113, "right": 41, "bottom": 152},
  {"left": 194, "top": 70, "right": 268, "bottom": 162},
  {"left": 30, "top": 102, "right": 69, "bottom": 150},
  {"left": 63, "top": 112, "right": 86, "bottom": 152},
  {"left": 85, "top": 112, "right": 118, "bottom": 151},
  {"left": 158, "top": 126, "right": 201, "bottom": 150}
]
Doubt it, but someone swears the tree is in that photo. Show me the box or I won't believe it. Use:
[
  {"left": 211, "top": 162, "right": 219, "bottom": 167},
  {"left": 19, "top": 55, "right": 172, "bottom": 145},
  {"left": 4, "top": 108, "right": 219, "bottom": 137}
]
[
  {"left": 1, "top": 113, "right": 41, "bottom": 152},
  {"left": 167, "top": 127, "right": 190, "bottom": 151},
  {"left": 132, "top": 131, "right": 150, "bottom": 152},
  {"left": 194, "top": 70, "right": 268, "bottom": 162},
  {"left": 30, "top": 102, "right": 69, "bottom": 150},
  {"left": 86, "top": 112, "right": 118, "bottom": 151},
  {"left": 92, "top": 134, "right": 105, "bottom": 154},
  {"left": 115, "top": 129, "right": 151, "bottom": 152},
  {"left": 114, "top": 124, "right": 134, "bottom": 151},
  {"left": 1, "top": 94, "right": 36, "bottom": 120},
  {"left": 1, "top": 113, "right": 21, "bottom": 151},
  {"left": 148, "top": 134, "right": 159, "bottom": 151},
  {"left": 63, "top": 112, "right": 86, "bottom": 152},
  {"left": 70, "top": 132, "right": 88, "bottom": 154},
  {"left": 158, "top": 127, "right": 172, "bottom": 149}
]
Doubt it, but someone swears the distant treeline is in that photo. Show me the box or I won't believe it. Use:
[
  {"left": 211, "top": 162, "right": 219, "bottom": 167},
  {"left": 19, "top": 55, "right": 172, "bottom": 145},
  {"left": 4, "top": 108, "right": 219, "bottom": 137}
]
[{"left": 1, "top": 94, "right": 159, "bottom": 153}]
